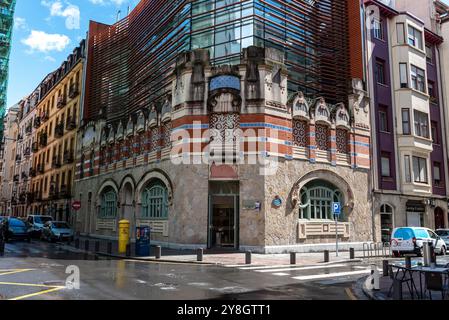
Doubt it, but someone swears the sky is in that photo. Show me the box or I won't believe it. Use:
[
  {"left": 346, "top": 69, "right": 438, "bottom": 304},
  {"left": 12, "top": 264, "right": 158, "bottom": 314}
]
[
  {"left": 5, "top": 0, "right": 449, "bottom": 109},
  {"left": 6, "top": 0, "right": 140, "bottom": 109}
]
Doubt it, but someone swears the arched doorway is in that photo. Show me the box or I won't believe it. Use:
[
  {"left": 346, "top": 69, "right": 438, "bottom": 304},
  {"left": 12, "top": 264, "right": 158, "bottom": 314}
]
[
  {"left": 434, "top": 207, "right": 445, "bottom": 229},
  {"left": 380, "top": 204, "right": 394, "bottom": 243}
]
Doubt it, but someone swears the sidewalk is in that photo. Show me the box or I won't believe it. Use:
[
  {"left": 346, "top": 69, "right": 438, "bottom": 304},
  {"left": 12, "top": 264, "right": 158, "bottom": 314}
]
[{"left": 61, "top": 235, "right": 364, "bottom": 266}]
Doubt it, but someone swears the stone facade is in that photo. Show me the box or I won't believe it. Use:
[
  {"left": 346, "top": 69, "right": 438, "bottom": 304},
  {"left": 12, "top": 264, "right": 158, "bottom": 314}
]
[{"left": 74, "top": 47, "right": 374, "bottom": 253}]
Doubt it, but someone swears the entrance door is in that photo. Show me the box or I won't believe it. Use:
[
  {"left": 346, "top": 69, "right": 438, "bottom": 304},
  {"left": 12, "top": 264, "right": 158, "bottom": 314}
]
[
  {"left": 434, "top": 207, "right": 445, "bottom": 229},
  {"left": 208, "top": 181, "right": 239, "bottom": 249}
]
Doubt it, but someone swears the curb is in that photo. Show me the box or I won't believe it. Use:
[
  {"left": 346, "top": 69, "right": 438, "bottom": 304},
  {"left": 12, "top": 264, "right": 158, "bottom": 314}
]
[{"left": 359, "top": 275, "right": 389, "bottom": 300}]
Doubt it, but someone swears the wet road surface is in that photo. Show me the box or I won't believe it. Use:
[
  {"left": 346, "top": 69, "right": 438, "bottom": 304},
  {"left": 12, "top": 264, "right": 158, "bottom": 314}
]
[{"left": 0, "top": 240, "right": 417, "bottom": 300}]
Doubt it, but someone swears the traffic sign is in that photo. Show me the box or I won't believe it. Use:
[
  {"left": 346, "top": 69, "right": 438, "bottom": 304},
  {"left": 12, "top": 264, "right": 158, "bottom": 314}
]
[
  {"left": 72, "top": 201, "right": 82, "bottom": 211},
  {"left": 332, "top": 202, "right": 341, "bottom": 216}
]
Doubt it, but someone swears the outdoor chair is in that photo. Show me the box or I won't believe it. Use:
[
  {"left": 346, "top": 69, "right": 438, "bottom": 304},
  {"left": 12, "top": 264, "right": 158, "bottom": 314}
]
[
  {"left": 387, "top": 265, "right": 415, "bottom": 299},
  {"left": 424, "top": 271, "right": 449, "bottom": 300}
]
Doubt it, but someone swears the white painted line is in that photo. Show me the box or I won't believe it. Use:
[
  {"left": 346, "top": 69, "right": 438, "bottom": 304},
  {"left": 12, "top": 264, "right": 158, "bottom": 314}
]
[
  {"left": 272, "top": 273, "right": 290, "bottom": 276},
  {"left": 292, "top": 269, "right": 382, "bottom": 281},
  {"left": 255, "top": 264, "right": 346, "bottom": 273},
  {"left": 239, "top": 264, "right": 300, "bottom": 270},
  {"left": 223, "top": 265, "right": 248, "bottom": 268}
]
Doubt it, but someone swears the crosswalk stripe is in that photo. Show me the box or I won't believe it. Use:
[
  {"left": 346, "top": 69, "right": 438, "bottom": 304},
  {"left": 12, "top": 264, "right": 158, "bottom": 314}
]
[
  {"left": 238, "top": 264, "right": 296, "bottom": 270},
  {"left": 272, "top": 273, "right": 290, "bottom": 276},
  {"left": 255, "top": 264, "right": 346, "bottom": 273},
  {"left": 292, "top": 269, "right": 381, "bottom": 281}
]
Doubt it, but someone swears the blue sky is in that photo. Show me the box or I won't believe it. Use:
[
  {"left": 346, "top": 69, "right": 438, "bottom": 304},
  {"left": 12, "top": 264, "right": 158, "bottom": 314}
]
[
  {"left": 6, "top": 0, "right": 139, "bottom": 108},
  {"left": 5, "top": 0, "right": 449, "bottom": 109}
]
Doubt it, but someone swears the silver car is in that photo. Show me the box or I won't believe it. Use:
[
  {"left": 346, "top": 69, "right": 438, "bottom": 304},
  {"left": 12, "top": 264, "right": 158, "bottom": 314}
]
[
  {"left": 436, "top": 229, "right": 449, "bottom": 246},
  {"left": 41, "top": 221, "right": 74, "bottom": 242}
]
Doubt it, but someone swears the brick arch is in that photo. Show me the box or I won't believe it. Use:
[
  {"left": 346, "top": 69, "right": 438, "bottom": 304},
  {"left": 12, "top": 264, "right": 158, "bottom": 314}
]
[
  {"left": 96, "top": 179, "right": 119, "bottom": 204},
  {"left": 135, "top": 169, "right": 173, "bottom": 205}
]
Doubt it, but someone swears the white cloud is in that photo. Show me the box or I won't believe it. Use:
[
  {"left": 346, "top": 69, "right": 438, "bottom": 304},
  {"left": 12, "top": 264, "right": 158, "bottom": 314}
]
[
  {"left": 14, "top": 17, "right": 28, "bottom": 30},
  {"left": 22, "top": 30, "right": 71, "bottom": 53},
  {"left": 41, "top": 1, "right": 80, "bottom": 30},
  {"left": 89, "top": 0, "right": 129, "bottom": 6}
]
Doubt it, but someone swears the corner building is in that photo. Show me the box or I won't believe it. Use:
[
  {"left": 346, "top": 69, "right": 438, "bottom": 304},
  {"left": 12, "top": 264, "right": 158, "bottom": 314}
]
[{"left": 75, "top": 0, "right": 374, "bottom": 252}]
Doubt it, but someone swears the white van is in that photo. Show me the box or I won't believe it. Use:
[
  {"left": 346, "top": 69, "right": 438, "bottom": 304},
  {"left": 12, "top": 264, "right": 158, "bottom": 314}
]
[
  {"left": 391, "top": 227, "right": 447, "bottom": 257},
  {"left": 27, "top": 215, "right": 53, "bottom": 237}
]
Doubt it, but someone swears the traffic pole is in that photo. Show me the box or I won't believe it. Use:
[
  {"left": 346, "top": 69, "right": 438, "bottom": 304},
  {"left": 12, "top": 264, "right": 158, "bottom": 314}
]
[{"left": 335, "top": 214, "right": 339, "bottom": 257}]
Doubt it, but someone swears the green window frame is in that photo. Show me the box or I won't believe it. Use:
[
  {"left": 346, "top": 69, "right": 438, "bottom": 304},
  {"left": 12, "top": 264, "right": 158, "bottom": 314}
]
[
  {"left": 141, "top": 180, "right": 169, "bottom": 220},
  {"left": 299, "top": 181, "right": 344, "bottom": 221},
  {"left": 99, "top": 188, "right": 117, "bottom": 219}
]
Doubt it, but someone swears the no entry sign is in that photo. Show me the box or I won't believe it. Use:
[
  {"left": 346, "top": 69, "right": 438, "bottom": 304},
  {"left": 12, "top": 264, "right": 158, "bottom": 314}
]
[{"left": 72, "top": 201, "right": 82, "bottom": 211}]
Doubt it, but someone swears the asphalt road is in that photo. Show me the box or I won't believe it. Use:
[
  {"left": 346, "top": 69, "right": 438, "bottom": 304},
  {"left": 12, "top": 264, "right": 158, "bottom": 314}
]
[{"left": 0, "top": 240, "right": 390, "bottom": 300}]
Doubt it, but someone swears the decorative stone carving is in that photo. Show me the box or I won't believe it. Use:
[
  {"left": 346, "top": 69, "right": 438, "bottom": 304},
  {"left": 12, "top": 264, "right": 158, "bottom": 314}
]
[
  {"left": 126, "top": 117, "right": 134, "bottom": 138},
  {"left": 107, "top": 125, "right": 115, "bottom": 145},
  {"left": 290, "top": 92, "right": 310, "bottom": 120},
  {"left": 116, "top": 121, "right": 124, "bottom": 141},
  {"left": 136, "top": 111, "right": 145, "bottom": 133},
  {"left": 313, "top": 98, "right": 331, "bottom": 124},
  {"left": 161, "top": 97, "right": 172, "bottom": 123},
  {"left": 100, "top": 128, "right": 107, "bottom": 147},
  {"left": 148, "top": 104, "right": 158, "bottom": 128},
  {"left": 334, "top": 103, "right": 350, "bottom": 129},
  {"left": 208, "top": 91, "right": 242, "bottom": 113},
  {"left": 190, "top": 49, "right": 209, "bottom": 102}
]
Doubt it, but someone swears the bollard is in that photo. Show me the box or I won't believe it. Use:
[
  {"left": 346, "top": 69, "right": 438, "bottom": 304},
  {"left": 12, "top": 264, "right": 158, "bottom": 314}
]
[
  {"left": 429, "top": 243, "right": 436, "bottom": 265},
  {"left": 245, "top": 251, "right": 252, "bottom": 265},
  {"left": 290, "top": 252, "right": 296, "bottom": 265},
  {"left": 324, "top": 250, "right": 330, "bottom": 262},
  {"left": 75, "top": 238, "right": 80, "bottom": 249},
  {"left": 383, "top": 260, "right": 389, "bottom": 277},
  {"left": 423, "top": 242, "right": 430, "bottom": 266},
  {"left": 126, "top": 244, "right": 131, "bottom": 257},
  {"left": 155, "top": 246, "right": 161, "bottom": 259},
  {"left": 95, "top": 241, "right": 100, "bottom": 253},
  {"left": 84, "top": 240, "right": 89, "bottom": 252},
  {"left": 350, "top": 247, "right": 355, "bottom": 260},
  {"left": 393, "top": 279, "right": 403, "bottom": 300},
  {"left": 0, "top": 238, "right": 4, "bottom": 257},
  {"left": 107, "top": 242, "right": 112, "bottom": 254},
  {"left": 197, "top": 248, "right": 204, "bottom": 262},
  {"left": 405, "top": 256, "right": 412, "bottom": 269}
]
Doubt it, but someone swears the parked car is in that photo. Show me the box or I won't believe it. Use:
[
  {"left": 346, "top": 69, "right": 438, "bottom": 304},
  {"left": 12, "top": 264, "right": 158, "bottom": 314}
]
[
  {"left": 41, "top": 221, "right": 74, "bottom": 242},
  {"left": 391, "top": 227, "right": 447, "bottom": 257},
  {"left": 1, "top": 217, "right": 31, "bottom": 242},
  {"left": 27, "top": 215, "right": 53, "bottom": 237},
  {"left": 435, "top": 229, "right": 449, "bottom": 246}
]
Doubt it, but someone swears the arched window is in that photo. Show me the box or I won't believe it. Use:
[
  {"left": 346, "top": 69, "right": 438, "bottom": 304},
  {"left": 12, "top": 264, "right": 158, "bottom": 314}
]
[
  {"left": 336, "top": 128, "right": 349, "bottom": 154},
  {"left": 299, "top": 180, "right": 344, "bottom": 221},
  {"left": 142, "top": 180, "right": 169, "bottom": 219},
  {"left": 99, "top": 187, "right": 117, "bottom": 219},
  {"left": 293, "top": 119, "right": 308, "bottom": 148},
  {"left": 380, "top": 204, "right": 394, "bottom": 242}
]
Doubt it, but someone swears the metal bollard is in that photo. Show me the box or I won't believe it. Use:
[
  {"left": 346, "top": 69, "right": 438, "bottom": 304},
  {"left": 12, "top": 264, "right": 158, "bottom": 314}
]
[
  {"left": 393, "top": 279, "right": 403, "bottom": 300},
  {"left": 383, "top": 260, "right": 389, "bottom": 277},
  {"left": 324, "top": 250, "right": 330, "bottom": 262},
  {"left": 84, "top": 240, "right": 89, "bottom": 252},
  {"left": 290, "top": 252, "right": 296, "bottom": 265},
  {"left": 107, "top": 242, "right": 112, "bottom": 254},
  {"left": 75, "top": 238, "right": 79, "bottom": 249},
  {"left": 405, "top": 256, "right": 412, "bottom": 269},
  {"left": 95, "top": 241, "right": 100, "bottom": 253},
  {"left": 350, "top": 247, "right": 355, "bottom": 260},
  {"left": 126, "top": 244, "right": 131, "bottom": 257},
  {"left": 155, "top": 246, "right": 161, "bottom": 259},
  {"left": 197, "top": 248, "right": 203, "bottom": 262},
  {"left": 245, "top": 251, "right": 252, "bottom": 265}
]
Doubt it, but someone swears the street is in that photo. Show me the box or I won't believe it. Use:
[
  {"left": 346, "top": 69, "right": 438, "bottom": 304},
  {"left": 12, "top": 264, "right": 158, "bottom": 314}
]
[{"left": 0, "top": 240, "right": 388, "bottom": 300}]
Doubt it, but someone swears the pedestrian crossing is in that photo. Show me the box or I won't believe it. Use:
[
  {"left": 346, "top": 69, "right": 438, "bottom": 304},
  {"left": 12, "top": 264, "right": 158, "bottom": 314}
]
[{"left": 224, "top": 262, "right": 382, "bottom": 283}]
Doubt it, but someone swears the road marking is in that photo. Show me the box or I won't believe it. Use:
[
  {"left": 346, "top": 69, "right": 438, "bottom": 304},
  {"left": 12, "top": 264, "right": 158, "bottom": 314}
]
[
  {"left": 255, "top": 264, "right": 346, "bottom": 273},
  {"left": 0, "top": 281, "right": 62, "bottom": 288},
  {"left": 238, "top": 264, "right": 295, "bottom": 270},
  {"left": 345, "top": 287, "right": 358, "bottom": 300},
  {"left": 9, "top": 287, "right": 65, "bottom": 301},
  {"left": 292, "top": 269, "right": 374, "bottom": 281},
  {"left": 272, "top": 273, "right": 290, "bottom": 276},
  {"left": 0, "top": 269, "right": 35, "bottom": 276}
]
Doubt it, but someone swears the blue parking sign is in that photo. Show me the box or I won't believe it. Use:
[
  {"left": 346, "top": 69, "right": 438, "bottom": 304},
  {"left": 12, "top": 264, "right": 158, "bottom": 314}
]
[{"left": 332, "top": 202, "right": 341, "bottom": 216}]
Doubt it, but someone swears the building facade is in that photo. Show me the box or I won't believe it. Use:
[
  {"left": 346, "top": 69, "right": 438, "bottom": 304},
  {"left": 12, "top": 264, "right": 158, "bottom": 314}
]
[
  {"left": 11, "top": 95, "right": 38, "bottom": 217},
  {"left": 364, "top": 0, "right": 449, "bottom": 243},
  {"left": 0, "top": 104, "right": 19, "bottom": 214},
  {"left": 73, "top": 0, "right": 373, "bottom": 252},
  {"left": 29, "top": 41, "right": 85, "bottom": 222},
  {"left": 0, "top": 0, "right": 16, "bottom": 139}
]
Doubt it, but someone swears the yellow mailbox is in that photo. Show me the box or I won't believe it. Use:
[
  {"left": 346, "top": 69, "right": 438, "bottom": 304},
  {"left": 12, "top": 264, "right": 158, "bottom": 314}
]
[{"left": 118, "top": 220, "right": 130, "bottom": 254}]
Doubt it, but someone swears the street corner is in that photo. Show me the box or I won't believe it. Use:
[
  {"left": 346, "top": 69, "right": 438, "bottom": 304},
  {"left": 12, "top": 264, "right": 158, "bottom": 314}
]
[{"left": 0, "top": 268, "right": 66, "bottom": 300}]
